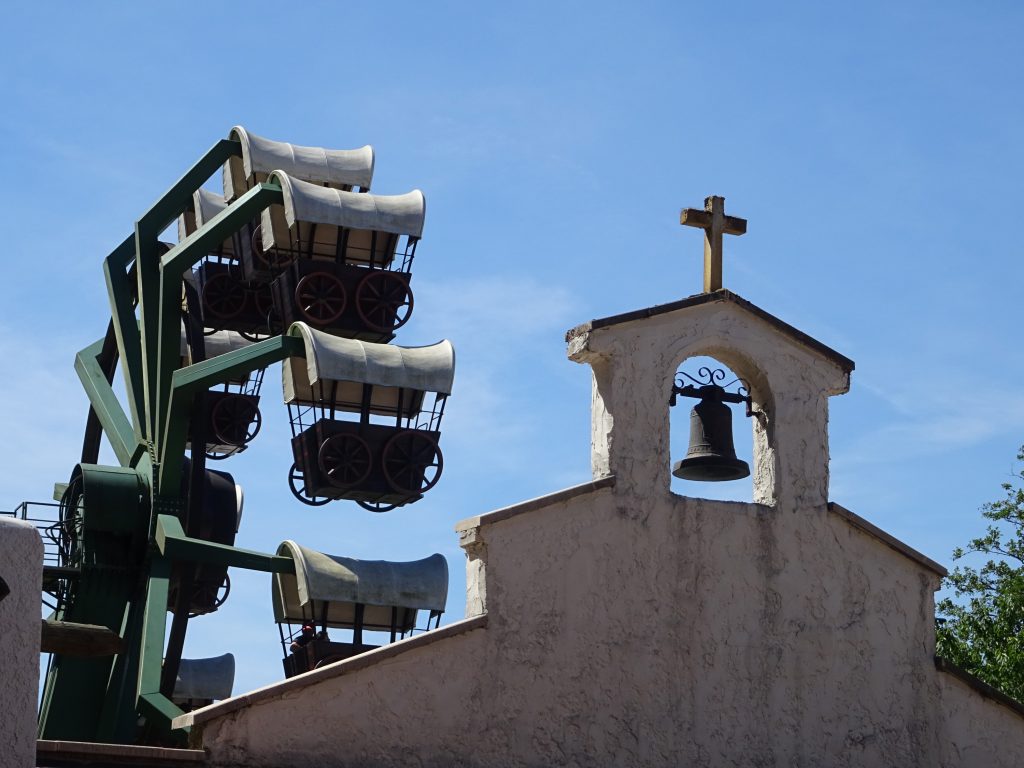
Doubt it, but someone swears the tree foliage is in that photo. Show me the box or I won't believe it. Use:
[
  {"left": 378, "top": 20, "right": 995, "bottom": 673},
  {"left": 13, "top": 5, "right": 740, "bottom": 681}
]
[{"left": 936, "top": 448, "right": 1024, "bottom": 701}]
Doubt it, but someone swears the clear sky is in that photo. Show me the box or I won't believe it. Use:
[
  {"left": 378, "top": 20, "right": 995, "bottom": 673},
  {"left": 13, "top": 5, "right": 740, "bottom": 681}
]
[{"left": 2, "top": 2, "right": 1023, "bottom": 694}]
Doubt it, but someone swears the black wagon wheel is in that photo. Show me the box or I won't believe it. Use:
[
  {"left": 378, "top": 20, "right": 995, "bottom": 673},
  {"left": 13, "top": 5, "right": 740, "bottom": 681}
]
[
  {"left": 382, "top": 430, "right": 443, "bottom": 496},
  {"left": 204, "top": 447, "right": 234, "bottom": 461},
  {"left": 295, "top": 271, "right": 347, "bottom": 326},
  {"left": 201, "top": 272, "right": 247, "bottom": 321},
  {"left": 317, "top": 434, "right": 373, "bottom": 489},
  {"left": 252, "top": 225, "right": 294, "bottom": 270},
  {"left": 355, "top": 271, "right": 414, "bottom": 333},
  {"left": 356, "top": 500, "right": 400, "bottom": 513},
  {"left": 210, "top": 395, "right": 262, "bottom": 447},
  {"left": 288, "top": 463, "right": 331, "bottom": 507},
  {"left": 188, "top": 573, "right": 231, "bottom": 618}
]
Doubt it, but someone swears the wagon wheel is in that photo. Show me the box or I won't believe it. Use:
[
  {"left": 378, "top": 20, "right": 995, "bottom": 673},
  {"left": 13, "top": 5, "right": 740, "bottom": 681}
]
[
  {"left": 356, "top": 500, "right": 399, "bottom": 513},
  {"left": 265, "top": 302, "right": 283, "bottom": 336},
  {"left": 210, "top": 396, "right": 262, "bottom": 446},
  {"left": 201, "top": 272, "right": 247, "bottom": 321},
  {"left": 188, "top": 573, "right": 231, "bottom": 618},
  {"left": 250, "top": 283, "right": 274, "bottom": 318},
  {"left": 295, "top": 272, "right": 347, "bottom": 326},
  {"left": 252, "top": 225, "right": 294, "bottom": 271},
  {"left": 237, "top": 284, "right": 274, "bottom": 341},
  {"left": 317, "top": 434, "right": 372, "bottom": 488},
  {"left": 288, "top": 463, "right": 331, "bottom": 507},
  {"left": 204, "top": 447, "right": 235, "bottom": 461},
  {"left": 355, "top": 271, "right": 413, "bottom": 332},
  {"left": 382, "top": 431, "right": 443, "bottom": 495}
]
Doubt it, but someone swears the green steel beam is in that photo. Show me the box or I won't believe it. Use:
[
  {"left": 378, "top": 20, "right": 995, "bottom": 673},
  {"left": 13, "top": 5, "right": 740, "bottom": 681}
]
[
  {"left": 136, "top": 139, "right": 242, "bottom": 447},
  {"left": 158, "top": 183, "right": 282, "bottom": 276},
  {"left": 157, "top": 332, "right": 304, "bottom": 490},
  {"left": 137, "top": 557, "right": 171, "bottom": 701},
  {"left": 138, "top": 692, "right": 187, "bottom": 741},
  {"left": 103, "top": 235, "right": 145, "bottom": 441},
  {"left": 152, "top": 183, "right": 284, "bottom": 494},
  {"left": 155, "top": 515, "right": 296, "bottom": 574},
  {"left": 74, "top": 338, "right": 138, "bottom": 467}
]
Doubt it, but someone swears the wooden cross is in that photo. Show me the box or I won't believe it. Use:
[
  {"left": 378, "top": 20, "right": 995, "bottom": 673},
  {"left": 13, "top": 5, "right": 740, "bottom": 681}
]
[{"left": 680, "top": 195, "right": 747, "bottom": 293}]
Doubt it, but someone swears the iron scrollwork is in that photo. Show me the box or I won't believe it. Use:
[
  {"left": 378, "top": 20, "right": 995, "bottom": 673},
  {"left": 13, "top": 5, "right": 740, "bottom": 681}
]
[{"left": 669, "top": 366, "right": 753, "bottom": 417}]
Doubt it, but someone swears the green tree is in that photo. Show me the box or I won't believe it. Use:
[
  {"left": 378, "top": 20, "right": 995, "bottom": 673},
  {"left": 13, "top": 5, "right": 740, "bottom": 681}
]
[{"left": 936, "top": 448, "right": 1024, "bottom": 701}]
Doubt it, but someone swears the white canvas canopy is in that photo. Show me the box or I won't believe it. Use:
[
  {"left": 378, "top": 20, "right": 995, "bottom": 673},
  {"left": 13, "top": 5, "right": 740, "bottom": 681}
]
[
  {"left": 193, "top": 187, "right": 228, "bottom": 227},
  {"left": 223, "top": 125, "right": 374, "bottom": 201},
  {"left": 261, "top": 173, "right": 425, "bottom": 253},
  {"left": 180, "top": 328, "right": 253, "bottom": 366},
  {"left": 177, "top": 188, "right": 236, "bottom": 257},
  {"left": 173, "top": 653, "right": 235, "bottom": 702},
  {"left": 272, "top": 541, "right": 448, "bottom": 631},
  {"left": 283, "top": 322, "right": 454, "bottom": 416}
]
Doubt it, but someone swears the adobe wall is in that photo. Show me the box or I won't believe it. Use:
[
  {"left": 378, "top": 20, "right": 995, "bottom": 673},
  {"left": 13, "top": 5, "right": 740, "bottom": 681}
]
[
  {"left": 0, "top": 517, "right": 44, "bottom": 768},
  {"left": 190, "top": 478, "right": 1024, "bottom": 767}
]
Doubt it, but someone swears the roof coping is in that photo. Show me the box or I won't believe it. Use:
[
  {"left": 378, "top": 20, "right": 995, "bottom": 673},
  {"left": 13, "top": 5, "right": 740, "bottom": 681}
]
[{"left": 566, "top": 289, "right": 854, "bottom": 374}]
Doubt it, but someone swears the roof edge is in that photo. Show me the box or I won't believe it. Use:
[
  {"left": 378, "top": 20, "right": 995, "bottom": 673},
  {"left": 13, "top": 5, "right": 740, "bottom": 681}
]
[
  {"left": 935, "top": 656, "right": 1024, "bottom": 721},
  {"left": 829, "top": 502, "right": 947, "bottom": 578},
  {"left": 455, "top": 475, "right": 616, "bottom": 533},
  {"left": 36, "top": 740, "right": 205, "bottom": 764},
  {"left": 173, "top": 614, "right": 488, "bottom": 730},
  {"left": 565, "top": 290, "right": 854, "bottom": 374}
]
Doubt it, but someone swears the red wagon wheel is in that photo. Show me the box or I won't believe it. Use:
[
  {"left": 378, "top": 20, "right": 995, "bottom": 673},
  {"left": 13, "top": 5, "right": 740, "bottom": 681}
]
[
  {"left": 252, "top": 225, "right": 294, "bottom": 271},
  {"left": 250, "top": 283, "right": 274, "bottom": 318},
  {"left": 295, "top": 272, "right": 347, "bottom": 326},
  {"left": 382, "top": 430, "right": 442, "bottom": 495},
  {"left": 238, "top": 284, "right": 275, "bottom": 341},
  {"left": 355, "top": 271, "right": 413, "bottom": 333},
  {"left": 210, "top": 395, "right": 261, "bottom": 446},
  {"left": 288, "top": 463, "right": 331, "bottom": 507},
  {"left": 202, "top": 272, "right": 247, "bottom": 321},
  {"left": 318, "top": 434, "right": 373, "bottom": 488}
]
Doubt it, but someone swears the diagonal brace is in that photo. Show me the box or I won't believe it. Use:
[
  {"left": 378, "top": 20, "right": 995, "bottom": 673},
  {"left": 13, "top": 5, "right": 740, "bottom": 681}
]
[{"left": 74, "top": 337, "right": 139, "bottom": 467}]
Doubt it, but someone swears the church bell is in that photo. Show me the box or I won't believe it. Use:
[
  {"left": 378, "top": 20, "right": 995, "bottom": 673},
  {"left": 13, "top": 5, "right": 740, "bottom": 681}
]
[{"left": 672, "top": 385, "right": 750, "bottom": 482}]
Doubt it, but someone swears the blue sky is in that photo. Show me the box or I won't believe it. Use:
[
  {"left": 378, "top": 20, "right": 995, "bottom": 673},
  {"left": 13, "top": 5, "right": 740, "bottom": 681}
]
[{"left": 3, "top": 2, "right": 1023, "bottom": 694}]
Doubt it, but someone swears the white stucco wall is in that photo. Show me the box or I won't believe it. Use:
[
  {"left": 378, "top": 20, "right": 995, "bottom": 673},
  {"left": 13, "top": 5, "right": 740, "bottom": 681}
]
[
  {"left": 0, "top": 517, "right": 44, "bottom": 768},
  {"left": 192, "top": 482, "right": 1024, "bottom": 767},
  {"left": 185, "top": 292, "right": 1024, "bottom": 766}
]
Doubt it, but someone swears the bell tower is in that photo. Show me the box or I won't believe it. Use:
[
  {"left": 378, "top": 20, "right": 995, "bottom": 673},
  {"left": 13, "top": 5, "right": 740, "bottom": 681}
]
[{"left": 566, "top": 196, "right": 854, "bottom": 511}]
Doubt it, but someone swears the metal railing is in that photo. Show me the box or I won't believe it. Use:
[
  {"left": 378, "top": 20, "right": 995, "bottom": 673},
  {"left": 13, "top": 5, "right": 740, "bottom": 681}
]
[{"left": 2, "top": 501, "right": 62, "bottom": 565}]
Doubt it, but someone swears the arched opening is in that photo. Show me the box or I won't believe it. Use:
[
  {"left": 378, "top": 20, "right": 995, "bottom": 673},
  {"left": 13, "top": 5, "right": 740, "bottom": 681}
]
[{"left": 669, "top": 355, "right": 758, "bottom": 503}]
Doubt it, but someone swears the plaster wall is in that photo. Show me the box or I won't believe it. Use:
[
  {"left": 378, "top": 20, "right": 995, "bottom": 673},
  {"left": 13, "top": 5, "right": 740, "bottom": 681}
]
[
  {"left": 938, "top": 671, "right": 1024, "bottom": 766},
  {"left": 194, "top": 481, "right": 1023, "bottom": 767},
  {"left": 0, "top": 517, "right": 44, "bottom": 768}
]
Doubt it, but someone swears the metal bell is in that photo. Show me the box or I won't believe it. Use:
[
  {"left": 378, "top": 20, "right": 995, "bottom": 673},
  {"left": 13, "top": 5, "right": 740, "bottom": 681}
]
[{"left": 672, "top": 386, "right": 750, "bottom": 482}]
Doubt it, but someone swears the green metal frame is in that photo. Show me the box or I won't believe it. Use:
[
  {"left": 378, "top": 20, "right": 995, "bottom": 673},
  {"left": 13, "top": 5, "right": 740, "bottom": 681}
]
[{"left": 40, "top": 137, "right": 308, "bottom": 744}]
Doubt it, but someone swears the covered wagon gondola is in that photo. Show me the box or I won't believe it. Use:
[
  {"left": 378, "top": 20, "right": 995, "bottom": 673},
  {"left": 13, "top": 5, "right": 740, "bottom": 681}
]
[
  {"left": 263, "top": 174, "right": 424, "bottom": 342},
  {"left": 181, "top": 188, "right": 275, "bottom": 340},
  {"left": 283, "top": 322, "right": 454, "bottom": 511},
  {"left": 180, "top": 329, "right": 265, "bottom": 460},
  {"left": 222, "top": 126, "right": 375, "bottom": 284},
  {"left": 172, "top": 653, "right": 235, "bottom": 712},
  {"left": 271, "top": 541, "right": 448, "bottom": 677}
]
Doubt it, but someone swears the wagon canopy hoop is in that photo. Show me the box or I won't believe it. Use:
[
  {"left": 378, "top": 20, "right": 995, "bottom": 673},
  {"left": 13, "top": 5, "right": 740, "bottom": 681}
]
[
  {"left": 272, "top": 541, "right": 448, "bottom": 632},
  {"left": 260, "top": 174, "right": 424, "bottom": 260},
  {"left": 283, "top": 323, "right": 454, "bottom": 424},
  {"left": 224, "top": 126, "right": 375, "bottom": 202}
]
